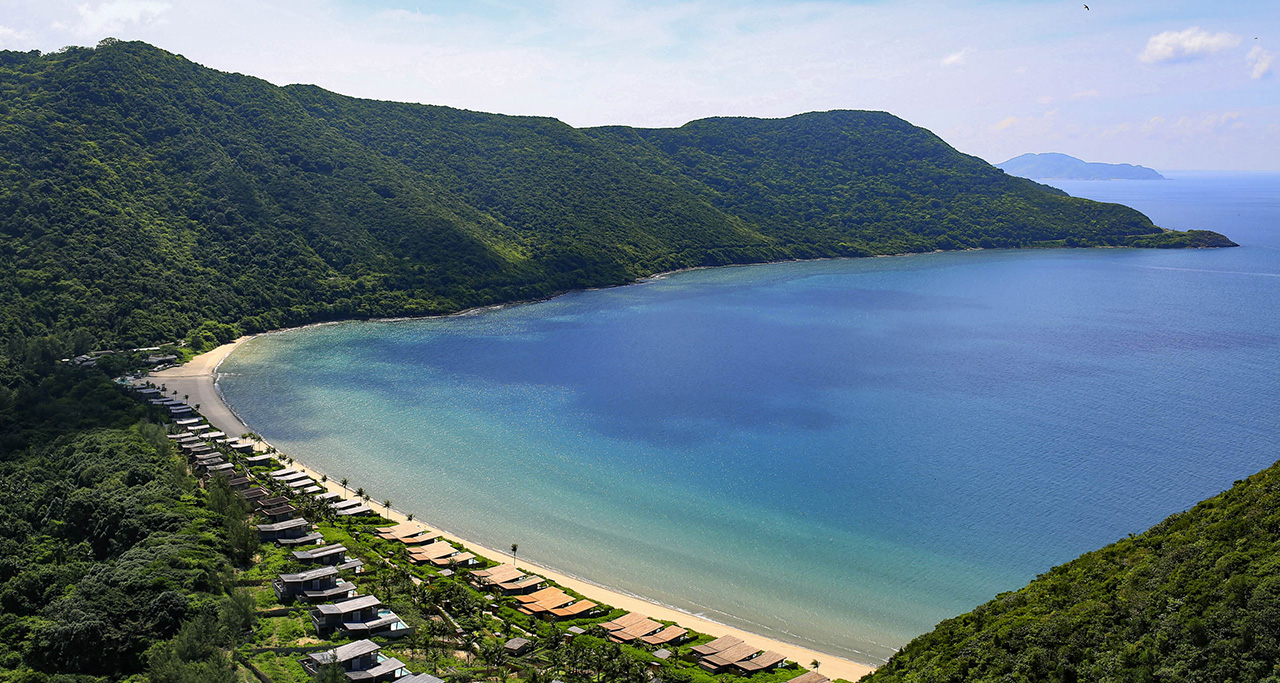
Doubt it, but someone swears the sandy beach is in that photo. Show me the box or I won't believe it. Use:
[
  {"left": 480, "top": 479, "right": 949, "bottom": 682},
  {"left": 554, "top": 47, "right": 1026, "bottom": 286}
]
[{"left": 146, "top": 339, "right": 877, "bottom": 682}]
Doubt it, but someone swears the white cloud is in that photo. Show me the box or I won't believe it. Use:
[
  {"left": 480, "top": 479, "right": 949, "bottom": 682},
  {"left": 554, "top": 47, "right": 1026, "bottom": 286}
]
[
  {"left": 1071, "top": 89, "right": 1100, "bottom": 99},
  {"left": 1248, "top": 45, "right": 1273, "bottom": 79},
  {"left": 0, "top": 25, "right": 31, "bottom": 49},
  {"left": 991, "top": 109, "right": 1058, "bottom": 133},
  {"left": 940, "top": 49, "right": 968, "bottom": 67},
  {"left": 74, "top": 0, "right": 170, "bottom": 37},
  {"left": 1139, "top": 27, "right": 1241, "bottom": 64}
]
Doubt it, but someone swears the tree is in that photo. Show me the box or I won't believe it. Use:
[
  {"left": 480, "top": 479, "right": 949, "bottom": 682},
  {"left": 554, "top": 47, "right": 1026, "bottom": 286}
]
[
  {"left": 511, "top": 543, "right": 519, "bottom": 567},
  {"left": 313, "top": 661, "right": 347, "bottom": 683},
  {"left": 220, "top": 589, "right": 257, "bottom": 645},
  {"left": 479, "top": 639, "right": 509, "bottom": 680}
]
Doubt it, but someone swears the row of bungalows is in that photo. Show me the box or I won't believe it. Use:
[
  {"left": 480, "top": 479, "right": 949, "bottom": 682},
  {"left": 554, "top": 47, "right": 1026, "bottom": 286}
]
[
  {"left": 300, "top": 639, "right": 442, "bottom": 683},
  {"left": 270, "top": 468, "right": 323, "bottom": 496},
  {"left": 470, "top": 564, "right": 546, "bottom": 596},
  {"left": 310, "top": 593, "right": 411, "bottom": 639},
  {"left": 690, "top": 635, "right": 788, "bottom": 675},
  {"left": 599, "top": 612, "right": 689, "bottom": 647},
  {"left": 514, "top": 587, "right": 601, "bottom": 620},
  {"left": 148, "top": 395, "right": 194, "bottom": 417}
]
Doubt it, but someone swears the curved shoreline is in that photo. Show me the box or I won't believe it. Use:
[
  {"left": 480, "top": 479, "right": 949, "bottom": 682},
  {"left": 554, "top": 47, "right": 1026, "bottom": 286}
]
[{"left": 147, "top": 337, "right": 880, "bottom": 681}]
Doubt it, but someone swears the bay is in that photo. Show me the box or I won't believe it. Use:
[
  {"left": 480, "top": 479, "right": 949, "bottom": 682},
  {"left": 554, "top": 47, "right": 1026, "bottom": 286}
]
[{"left": 218, "top": 172, "right": 1280, "bottom": 665}]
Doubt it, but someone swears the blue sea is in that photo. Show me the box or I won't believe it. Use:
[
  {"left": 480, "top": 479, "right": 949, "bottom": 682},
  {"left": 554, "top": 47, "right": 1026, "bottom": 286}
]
[{"left": 218, "top": 172, "right": 1280, "bottom": 665}]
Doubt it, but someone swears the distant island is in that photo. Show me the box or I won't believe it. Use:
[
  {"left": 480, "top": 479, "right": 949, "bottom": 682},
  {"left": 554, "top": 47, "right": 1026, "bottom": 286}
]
[{"left": 997, "top": 153, "right": 1166, "bottom": 180}]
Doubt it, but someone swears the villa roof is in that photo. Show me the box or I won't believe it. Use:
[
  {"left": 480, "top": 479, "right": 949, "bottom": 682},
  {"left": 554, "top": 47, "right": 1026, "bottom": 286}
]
[
  {"left": 734, "top": 651, "right": 787, "bottom": 673},
  {"left": 408, "top": 541, "right": 457, "bottom": 560},
  {"left": 600, "top": 612, "right": 649, "bottom": 632},
  {"left": 473, "top": 564, "right": 523, "bottom": 583},
  {"left": 315, "top": 594, "right": 381, "bottom": 615},
  {"left": 431, "top": 552, "right": 473, "bottom": 567},
  {"left": 499, "top": 575, "right": 543, "bottom": 591},
  {"left": 786, "top": 671, "right": 830, "bottom": 683},
  {"left": 279, "top": 565, "right": 339, "bottom": 583},
  {"left": 690, "top": 635, "right": 743, "bottom": 657},
  {"left": 257, "top": 518, "right": 310, "bottom": 532},
  {"left": 549, "top": 600, "right": 598, "bottom": 618},
  {"left": 354, "top": 656, "right": 405, "bottom": 679},
  {"left": 640, "top": 626, "right": 688, "bottom": 646},
  {"left": 293, "top": 544, "right": 347, "bottom": 560},
  {"left": 375, "top": 524, "right": 423, "bottom": 539},
  {"left": 278, "top": 531, "right": 324, "bottom": 546},
  {"left": 613, "top": 618, "right": 663, "bottom": 642},
  {"left": 701, "top": 643, "right": 759, "bottom": 668},
  {"left": 308, "top": 638, "right": 381, "bottom": 665},
  {"left": 516, "top": 587, "right": 565, "bottom": 604}
]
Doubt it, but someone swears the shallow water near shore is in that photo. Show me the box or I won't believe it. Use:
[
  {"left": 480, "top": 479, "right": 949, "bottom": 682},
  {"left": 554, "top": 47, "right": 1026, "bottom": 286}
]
[{"left": 219, "top": 172, "right": 1280, "bottom": 665}]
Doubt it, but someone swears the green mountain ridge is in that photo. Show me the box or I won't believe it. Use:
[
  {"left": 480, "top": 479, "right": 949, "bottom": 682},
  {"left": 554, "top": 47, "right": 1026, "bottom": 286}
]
[{"left": 0, "top": 40, "right": 1232, "bottom": 350}]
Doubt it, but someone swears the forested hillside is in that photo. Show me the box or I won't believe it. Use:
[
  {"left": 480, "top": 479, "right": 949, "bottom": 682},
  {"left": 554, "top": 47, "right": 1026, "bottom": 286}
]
[
  {"left": 861, "top": 461, "right": 1280, "bottom": 683},
  {"left": 0, "top": 39, "right": 1231, "bottom": 353},
  {"left": 0, "top": 363, "right": 256, "bottom": 681}
]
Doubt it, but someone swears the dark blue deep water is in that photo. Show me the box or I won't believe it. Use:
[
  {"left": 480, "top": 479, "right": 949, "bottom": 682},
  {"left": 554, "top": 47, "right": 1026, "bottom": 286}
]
[{"left": 219, "top": 172, "right": 1280, "bottom": 664}]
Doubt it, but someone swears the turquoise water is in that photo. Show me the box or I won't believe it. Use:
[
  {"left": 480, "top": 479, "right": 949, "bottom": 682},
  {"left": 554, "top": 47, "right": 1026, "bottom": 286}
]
[{"left": 219, "top": 172, "right": 1280, "bottom": 665}]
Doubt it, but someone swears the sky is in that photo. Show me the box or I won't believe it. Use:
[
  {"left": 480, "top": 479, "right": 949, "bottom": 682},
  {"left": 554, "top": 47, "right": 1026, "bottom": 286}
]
[{"left": 0, "top": 0, "right": 1276, "bottom": 170}]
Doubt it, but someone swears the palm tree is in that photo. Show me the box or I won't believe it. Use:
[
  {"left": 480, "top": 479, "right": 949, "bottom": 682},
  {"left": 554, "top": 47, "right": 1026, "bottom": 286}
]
[
  {"left": 510, "top": 543, "right": 519, "bottom": 567},
  {"left": 811, "top": 660, "right": 821, "bottom": 672},
  {"left": 479, "top": 640, "right": 509, "bottom": 681},
  {"left": 356, "top": 487, "right": 365, "bottom": 499},
  {"left": 407, "top": 513, "right": 415, "bottom": 521},
  {"left": 383, "top": 499, "right": 392, "bottom": 512},
  {"left": 340, "top": 477, "right": 349, "bottom": 489}
]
